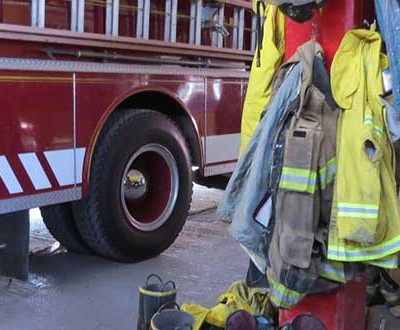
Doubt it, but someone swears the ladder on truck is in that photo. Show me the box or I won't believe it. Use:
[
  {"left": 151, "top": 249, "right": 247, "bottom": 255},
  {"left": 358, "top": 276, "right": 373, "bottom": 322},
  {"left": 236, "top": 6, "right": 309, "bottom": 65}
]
[{"left": 28, "top": 0, "right": 257, "bottom": 52}]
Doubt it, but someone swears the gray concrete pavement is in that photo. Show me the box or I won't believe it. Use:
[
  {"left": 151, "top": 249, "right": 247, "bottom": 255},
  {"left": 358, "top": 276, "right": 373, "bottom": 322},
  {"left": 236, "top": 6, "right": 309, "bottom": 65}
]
[
  {"left": 2, "top": 184, "right": 400, "bottom": 329},
  {"left": 0, "top": 185, "right": 248, "bottom": 330}
]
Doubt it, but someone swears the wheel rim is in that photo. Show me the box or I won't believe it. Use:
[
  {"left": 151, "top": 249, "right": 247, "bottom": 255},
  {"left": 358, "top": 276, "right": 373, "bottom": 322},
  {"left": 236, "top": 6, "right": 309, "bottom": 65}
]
[{"left": 120, "top": 144, "right": 179, "bottom": 232}]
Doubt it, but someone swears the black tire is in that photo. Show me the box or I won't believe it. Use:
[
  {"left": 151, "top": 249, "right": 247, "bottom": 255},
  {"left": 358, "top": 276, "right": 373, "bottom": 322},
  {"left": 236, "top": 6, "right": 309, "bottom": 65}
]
[
  {"left": 73, "top": 109, "right": 192, "bottom": 262},
  {"left": 40, "top": 203, "right": 92, "bottom": 254}
]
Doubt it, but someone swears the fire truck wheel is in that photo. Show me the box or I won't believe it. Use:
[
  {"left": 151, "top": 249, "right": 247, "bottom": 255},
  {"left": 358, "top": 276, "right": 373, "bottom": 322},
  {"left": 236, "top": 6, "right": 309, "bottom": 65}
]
[
  {"left": 40, "top": 203, "right": 92, "bottom": 254},
  {"left": 73, "top": 109, "right": 192, "bottom": 262}
]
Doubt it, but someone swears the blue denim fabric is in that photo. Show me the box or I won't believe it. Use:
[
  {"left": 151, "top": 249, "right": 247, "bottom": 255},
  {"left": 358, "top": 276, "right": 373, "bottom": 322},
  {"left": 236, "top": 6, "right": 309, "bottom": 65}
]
[
  {"left": 381, "top": 97, "right": 400, "bottom": 142},
  {"left": 375, "top": 0, "right": 400, "bottom": 113},
  {"left": 217, "top": 63, "right": 302, "bottom": 261}
]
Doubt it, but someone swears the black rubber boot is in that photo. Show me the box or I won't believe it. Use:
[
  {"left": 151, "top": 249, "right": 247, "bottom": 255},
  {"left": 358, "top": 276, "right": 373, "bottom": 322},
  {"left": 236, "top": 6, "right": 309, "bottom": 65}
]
[
  {"left": 137, "top": 274, "right": 177, "bottom": 330},
  {"left": 150, "top": 302, "right": 194, "bottom": 330}
]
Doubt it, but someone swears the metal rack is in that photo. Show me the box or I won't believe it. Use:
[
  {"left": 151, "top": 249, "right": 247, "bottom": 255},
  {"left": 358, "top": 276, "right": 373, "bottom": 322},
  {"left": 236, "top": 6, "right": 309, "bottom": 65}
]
[{"left": 29, "top": 0, "right": 256, "bottom": 51}]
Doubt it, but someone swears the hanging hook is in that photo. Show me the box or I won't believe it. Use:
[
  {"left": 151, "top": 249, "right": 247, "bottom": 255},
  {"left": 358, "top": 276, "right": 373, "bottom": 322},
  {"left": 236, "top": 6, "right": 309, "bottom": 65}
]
[{"left": 311, "top": 19, "right": 317, "bottom": 42}]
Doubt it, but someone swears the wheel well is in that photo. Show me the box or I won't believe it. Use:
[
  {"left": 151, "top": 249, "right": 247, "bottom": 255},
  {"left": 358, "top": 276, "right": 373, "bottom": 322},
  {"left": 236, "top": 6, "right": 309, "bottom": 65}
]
[{"left": 117, "top": 91, "right": 201, "bottom": 166}]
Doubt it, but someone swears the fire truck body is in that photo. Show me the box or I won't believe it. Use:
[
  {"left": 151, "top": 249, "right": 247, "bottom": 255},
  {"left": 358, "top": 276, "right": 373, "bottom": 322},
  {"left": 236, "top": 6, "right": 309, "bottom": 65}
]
[
  {"left": 0, "top": 0, "right": 377, "bottom": 261},
  {"left": 0, "top": 0, "right": 254, "bottom": 260}
]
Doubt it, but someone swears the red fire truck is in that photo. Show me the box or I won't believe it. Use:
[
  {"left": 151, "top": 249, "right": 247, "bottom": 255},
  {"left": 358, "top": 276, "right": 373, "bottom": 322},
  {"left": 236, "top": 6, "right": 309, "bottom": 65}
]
[{"left": 0, "top": 0, "right": 255, "bottom": 261}]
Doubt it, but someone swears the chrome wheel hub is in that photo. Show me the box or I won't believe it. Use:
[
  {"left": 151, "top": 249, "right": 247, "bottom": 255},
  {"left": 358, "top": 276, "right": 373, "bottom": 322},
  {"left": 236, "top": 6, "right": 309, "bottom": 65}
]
[{"left": 120, "top": 144, "right": 179, "bottom": 232}]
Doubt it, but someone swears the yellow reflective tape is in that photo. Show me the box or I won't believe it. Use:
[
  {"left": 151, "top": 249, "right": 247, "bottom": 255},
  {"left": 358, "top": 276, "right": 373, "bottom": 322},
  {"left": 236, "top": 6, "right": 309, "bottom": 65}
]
[
  {"left": 337, "top": 212, "right": 378, "bottom": 219},
  {"left": 281, "top": 167, "right": 317, "bottom": 179},
  {"left": 279, "top": 181, "right": 315, "bottom": 194},
  {"left": 319, "top": 261, "right": 346, "bottom": 283},
  {"left": 338, "top": 202, "right": 379, "bottom": 210},
  {"left": 139, "top": 287, "right": 176, "bottom": 297},
  {"left": 267, "top": 275, "right": 301, "bottom": 308},
  {"left": 320, "top": 158, "right": 336, "bottom": 172},
  {"left": 367, "top": 257, "right": 398, "bottom": 269},
  {"left": 374, "top": 126, "right": 383, "bottom": 135},
  {"left": 319, "top": 158, "right": 336, "bottom": 177},
  {"left": 331, "top": 234, "right": 400, "bottom": 253},
  {"left": 328, "top": 235, "right": 400, "bottom": 262}
]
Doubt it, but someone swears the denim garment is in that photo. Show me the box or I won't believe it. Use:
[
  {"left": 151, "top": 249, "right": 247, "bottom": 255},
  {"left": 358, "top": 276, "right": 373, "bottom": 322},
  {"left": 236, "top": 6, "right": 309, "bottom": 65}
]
[
  {"left": 381, "top": 97, "right": 400, "bottom": 142},
  {"left": 217, "top": 63, "right": 302, "bottom": 261},
  {"left": 375, "top": 0, "right": 400, "bottom": 113}
]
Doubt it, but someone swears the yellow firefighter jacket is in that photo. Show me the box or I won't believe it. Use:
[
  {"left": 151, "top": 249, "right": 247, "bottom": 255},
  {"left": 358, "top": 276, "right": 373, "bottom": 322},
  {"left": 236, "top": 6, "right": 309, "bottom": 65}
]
[
  {"left": 328, "top": 29, "right": 400, "bottom": 266},
  {"left": 239, "top": 4, "right": 285, "bottom": 155}
]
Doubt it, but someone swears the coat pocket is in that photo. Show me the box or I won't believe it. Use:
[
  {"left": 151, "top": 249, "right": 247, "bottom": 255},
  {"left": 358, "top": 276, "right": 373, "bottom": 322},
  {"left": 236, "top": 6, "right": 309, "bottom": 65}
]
[
  {"left": 278, "top": 129, "right": 323, "bottom": 194},
  {"left": 277, "top": 190, "right": 315, "bottom": 269},
  {"left": 276, "top": 128, "right": 323, "bottom": 268}
]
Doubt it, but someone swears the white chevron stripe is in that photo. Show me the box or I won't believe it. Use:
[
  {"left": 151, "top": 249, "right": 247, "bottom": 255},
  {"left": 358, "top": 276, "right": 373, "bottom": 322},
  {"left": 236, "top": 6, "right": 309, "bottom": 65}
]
[
  {"left": 75, "top": 148, "right": 86, "bottom": 184},
  {"left": 0, "top": 156, "right": 23, "bottom": 194},
  {"left": 44, "top": 148, "right": 86, "bottom": 186},
  {"left": 18, "top": 153, "right": 52, "bottom": 190}
]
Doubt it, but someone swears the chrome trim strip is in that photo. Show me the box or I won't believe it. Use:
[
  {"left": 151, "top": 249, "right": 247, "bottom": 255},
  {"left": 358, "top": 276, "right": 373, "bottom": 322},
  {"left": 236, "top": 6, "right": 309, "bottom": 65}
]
[
  {"left": 0, "top": 187, "right": 82, "bottom": 215},
  {"left": 73, "top": 73, "right": 77, "bottom": 188},
  {"left": 204, "top": 162, "right": 236, "bottom": 176},
  {"left": 0, "top": 57, "right": 250, "bottom": 78}
]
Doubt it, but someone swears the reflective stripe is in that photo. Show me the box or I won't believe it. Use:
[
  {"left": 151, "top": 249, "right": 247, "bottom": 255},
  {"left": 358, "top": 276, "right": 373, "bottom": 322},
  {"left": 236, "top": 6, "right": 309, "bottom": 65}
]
[
  {"left": 268, "top": 275, "right": 301, "bottom": 309},
  {"left": 319, "top": 261, "right": 346, "bottom": 283},
  {"left": 328, "top": 235, "right": 400, "bottom": 261},
  {"left": 319, "top": 157, "right": 336, "bottom": 189},
  {"left": 18, "top": 153, "right": 52, "bottom": 190},
  {"left": 282, "top": 167, "right": 317, "bottom": 178},
  {"left": 279, "top": 167, "right": 317, "bottom": 194},
  {"left": 279, "top": 181, "right": 316, "bottom": 193},
  {"left": 139, "top": 287, "right": 176, "bottom": 297},
  {"left": 364, "top": 115, "right": 373, "bottom": 124},
  {"left": 0, "top": 156, "right": 23, "bottom": 194},
  {"left": 338, "top": 202, "right": 379, "bottom": 209},
  {"left": 364, "top": 115, "right": 383, "bottom": 135},
  {"left": 280, "top": 174, "right": 314, "bottom": 185},
  {"left": 337, "top": 202, "right": 379, "bottom": 219},
  {"left": 368, "top": 256, "right": 398, "bottom": 269},
  {"left": 44, "top": 148, "right": 86, "bottom": 186},
  {"left": 338, "top": 207, "right": 378, "bottom": 215},
  {"left": 374, "top": 126, "right": 383, "bottom": 136},
  {"left": 364, "top": 116, "right": 383, "bottom": 135}
]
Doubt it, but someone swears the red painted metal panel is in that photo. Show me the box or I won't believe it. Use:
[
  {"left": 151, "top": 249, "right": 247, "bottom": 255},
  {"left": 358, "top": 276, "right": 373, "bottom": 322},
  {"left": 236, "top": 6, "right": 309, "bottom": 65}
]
[
  {"left": 285, "top": 0, "right": 375, "bottom": 69},
  {"left": 279, "top": 281, "right": 366, "bottom": 330},
  {"left": 0, "top": 72, "right": 73, "bottom": 198},
  {"left": 206, "top": 79, "right": 242, "bottom": 136},
  {"left": 0, "top": 0, "right": 250, "bottom": 210}
]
